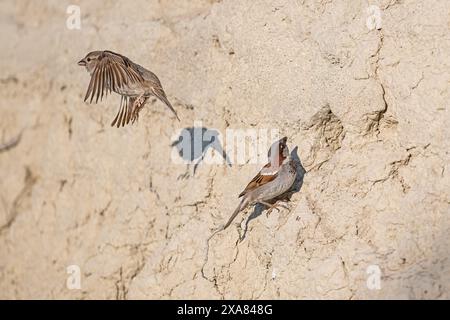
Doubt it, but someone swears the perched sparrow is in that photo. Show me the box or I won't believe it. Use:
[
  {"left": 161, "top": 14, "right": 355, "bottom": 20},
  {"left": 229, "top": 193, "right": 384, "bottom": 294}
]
[
  {"left": 223, "top": 137, "right": 297, "bottom": 230},
  {"left": 78, "top": 50, "right": 179, "bottom": 127}
]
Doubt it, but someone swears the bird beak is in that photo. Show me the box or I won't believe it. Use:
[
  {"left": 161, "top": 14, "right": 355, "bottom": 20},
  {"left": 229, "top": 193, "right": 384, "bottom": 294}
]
[{"left": 78, "top": 59, "right": 86, "bottom": 66}]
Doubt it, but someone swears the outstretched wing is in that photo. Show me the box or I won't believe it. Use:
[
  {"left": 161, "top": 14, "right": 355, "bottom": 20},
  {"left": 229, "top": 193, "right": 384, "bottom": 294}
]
[
  {"left": 84, "top": 51, "right": 145, "bottom": 103},
  {"left": 238, "top": 163, "right": 280, "bottom": 198},
  {"left": 111, "top": 96, "right": 135, "bottom": 128}
]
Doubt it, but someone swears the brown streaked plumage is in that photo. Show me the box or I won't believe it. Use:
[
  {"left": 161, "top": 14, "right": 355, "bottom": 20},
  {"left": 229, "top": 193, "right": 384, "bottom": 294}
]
[
  {"left": 222, "top": 137, "right": 296, "bottom": 230},
  {"left": 237, "top": 163, "right": 278, "bottom": 198},
  {"left": 78, "top": 50, "right": 180, "bottom": 128}
]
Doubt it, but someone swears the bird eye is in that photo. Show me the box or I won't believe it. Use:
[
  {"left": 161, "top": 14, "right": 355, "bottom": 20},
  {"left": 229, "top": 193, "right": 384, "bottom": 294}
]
[{"left": 87, "top": 58, "right": 91, "bottom": 62}]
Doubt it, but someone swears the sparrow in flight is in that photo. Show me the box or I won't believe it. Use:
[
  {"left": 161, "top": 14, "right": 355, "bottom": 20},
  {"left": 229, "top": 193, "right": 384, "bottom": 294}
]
[
  {"left": 223, "top": 137, "right": 297, "bottom": 230},
  {"left": 78, "top": 50, "right": 179, "bottom": 127}
]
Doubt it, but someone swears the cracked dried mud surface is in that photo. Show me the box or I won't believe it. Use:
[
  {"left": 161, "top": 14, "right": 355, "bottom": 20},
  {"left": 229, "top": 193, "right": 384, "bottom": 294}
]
[{"left": 0, "top": 0, "right": 449, "bottom": 299}]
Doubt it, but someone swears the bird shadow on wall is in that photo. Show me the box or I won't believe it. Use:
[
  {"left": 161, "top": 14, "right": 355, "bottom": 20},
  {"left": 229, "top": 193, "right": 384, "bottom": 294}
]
[
  {"left": 239, "top": 146, "right": 306, "bottom": 241},
  {"left": 171, "top": 127, "right": 231, "bottom": 179}
]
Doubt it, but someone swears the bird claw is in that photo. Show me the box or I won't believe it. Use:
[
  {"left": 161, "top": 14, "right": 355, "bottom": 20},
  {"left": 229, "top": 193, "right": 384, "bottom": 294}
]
[
  {"left": 262, "top": 200, "right": 290, "bottom": 218},
  {"left": 266, "top": 206, "right": 281, "bottom": 217},
  {"left": 130, "top": 95, "right": 146, "bottom": 124},
  {"left": 131, "top": 113, "right": 139, "bottom": 124}
]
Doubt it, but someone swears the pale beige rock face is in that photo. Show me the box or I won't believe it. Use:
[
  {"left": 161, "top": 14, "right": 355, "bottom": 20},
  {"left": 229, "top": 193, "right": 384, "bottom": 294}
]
[{"left": 0, "top": 0, "right": 449, "bottom": 299}]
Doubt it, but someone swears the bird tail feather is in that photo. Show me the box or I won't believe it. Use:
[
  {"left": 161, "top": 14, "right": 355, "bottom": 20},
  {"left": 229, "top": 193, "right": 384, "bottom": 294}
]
[
  {"left": 223, "top": 197, "right": 248, "bottom": 230},
  {"left": 152, "top": 87, "right": 180, "bottom": 121}
]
